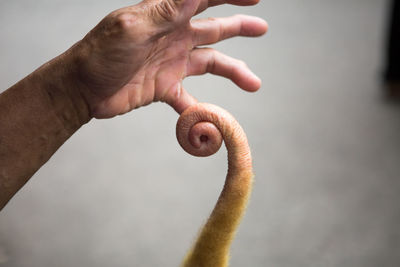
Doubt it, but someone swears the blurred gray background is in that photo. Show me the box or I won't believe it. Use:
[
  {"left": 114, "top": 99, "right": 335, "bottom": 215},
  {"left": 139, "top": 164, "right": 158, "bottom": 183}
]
[{"left": 1, "top": 0, "right": 399, "bottom": 266}]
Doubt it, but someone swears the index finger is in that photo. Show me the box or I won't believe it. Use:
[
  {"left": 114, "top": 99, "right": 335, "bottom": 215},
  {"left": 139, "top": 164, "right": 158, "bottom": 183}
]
[{"left": 195, "top": 0, "right": 260, "bottom": 15}]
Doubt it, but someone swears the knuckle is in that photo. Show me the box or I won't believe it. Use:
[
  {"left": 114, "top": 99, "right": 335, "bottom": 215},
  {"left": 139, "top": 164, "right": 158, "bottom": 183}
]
[
  {"left": 153, "top": 0, "right": 179, "bottom": 22},
  {"left": 98, "top": 10, "right": 135, "bottom": 38},
  {"left": 207, "top": 17, "right": 224, "bottom": 38},
  {"left": 206, "top": 49, "right": 218, "bottom": 73},
  {"left": 112, "top": 12, "right": 135, "bottom": 31}
]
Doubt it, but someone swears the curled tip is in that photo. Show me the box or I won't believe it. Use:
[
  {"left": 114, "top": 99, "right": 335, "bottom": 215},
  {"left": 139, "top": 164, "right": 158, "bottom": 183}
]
[
  {"left": 176, "top": 103, "right": 252, "bottom": 171},
  {"left": 176, "top": 105, "right": 223, "bottom": 157}
]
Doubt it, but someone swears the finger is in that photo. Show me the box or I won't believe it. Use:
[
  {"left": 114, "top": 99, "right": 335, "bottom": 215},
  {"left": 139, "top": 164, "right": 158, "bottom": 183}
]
[
  {"left": 192, "top": 15, "right": 268, "bottom": 46},
  {"left": 163, "top": 83, "right": 198, "bottom": 114},
  {"left": 195, "top": 0, "right": 260, "bottom": 15},
  {"left": 187, "top": 48, "right": 261, "bottom": 92}
]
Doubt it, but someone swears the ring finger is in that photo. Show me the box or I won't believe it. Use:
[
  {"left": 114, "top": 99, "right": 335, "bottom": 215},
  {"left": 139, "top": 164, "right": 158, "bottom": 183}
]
[{"left": 186, "top": 48, "right": 261, "bottom": 92}]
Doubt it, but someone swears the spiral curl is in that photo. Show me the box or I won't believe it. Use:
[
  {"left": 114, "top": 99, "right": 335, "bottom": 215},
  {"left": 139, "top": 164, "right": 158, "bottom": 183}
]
[{"left": 176, "top": 103, "right": 253, "bottom": 267}]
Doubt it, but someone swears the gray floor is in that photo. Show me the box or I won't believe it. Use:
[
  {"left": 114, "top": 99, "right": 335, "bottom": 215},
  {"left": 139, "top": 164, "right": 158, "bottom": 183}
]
[{"left": 1, "top": 0, "right": 400, "bottom": 266}]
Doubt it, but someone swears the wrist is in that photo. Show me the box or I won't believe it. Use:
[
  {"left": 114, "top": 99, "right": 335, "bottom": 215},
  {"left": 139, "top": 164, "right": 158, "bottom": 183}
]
[{"left": 32, "top": 44, "right": 92, "bottom": 131}]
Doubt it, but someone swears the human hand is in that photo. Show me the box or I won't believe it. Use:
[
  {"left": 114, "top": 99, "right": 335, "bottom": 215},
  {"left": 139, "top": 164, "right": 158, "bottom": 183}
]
[{"left": 71, "top": 0, "right": 268, "bottom": 118}]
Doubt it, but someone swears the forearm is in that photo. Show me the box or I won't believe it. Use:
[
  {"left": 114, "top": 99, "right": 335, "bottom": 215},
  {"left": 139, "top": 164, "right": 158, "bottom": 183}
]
[{"left": 0, "top": 47, "right": 91, "bottom": 209}]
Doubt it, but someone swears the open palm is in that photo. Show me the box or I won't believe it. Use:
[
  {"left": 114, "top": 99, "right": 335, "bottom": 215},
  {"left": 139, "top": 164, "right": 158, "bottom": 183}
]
[{"left": 75, "top": 0, "right": 268, "bottom": 118}]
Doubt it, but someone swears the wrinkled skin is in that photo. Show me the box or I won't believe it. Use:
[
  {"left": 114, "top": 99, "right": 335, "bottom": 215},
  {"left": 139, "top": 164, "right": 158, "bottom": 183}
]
[{"left": 73, "top": 0, "right": 268, "bottom": 118}]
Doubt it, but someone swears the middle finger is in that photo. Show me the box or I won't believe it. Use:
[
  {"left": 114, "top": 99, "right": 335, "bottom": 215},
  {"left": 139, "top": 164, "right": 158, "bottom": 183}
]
[{"left": 191, "top": 15, "right": 268, "bottom": 47}]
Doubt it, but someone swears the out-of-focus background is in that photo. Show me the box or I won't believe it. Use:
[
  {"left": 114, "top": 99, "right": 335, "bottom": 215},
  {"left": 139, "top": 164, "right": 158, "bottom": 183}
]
[{"left": 1, "top": 0, "right": 400, "bottom": 266}]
